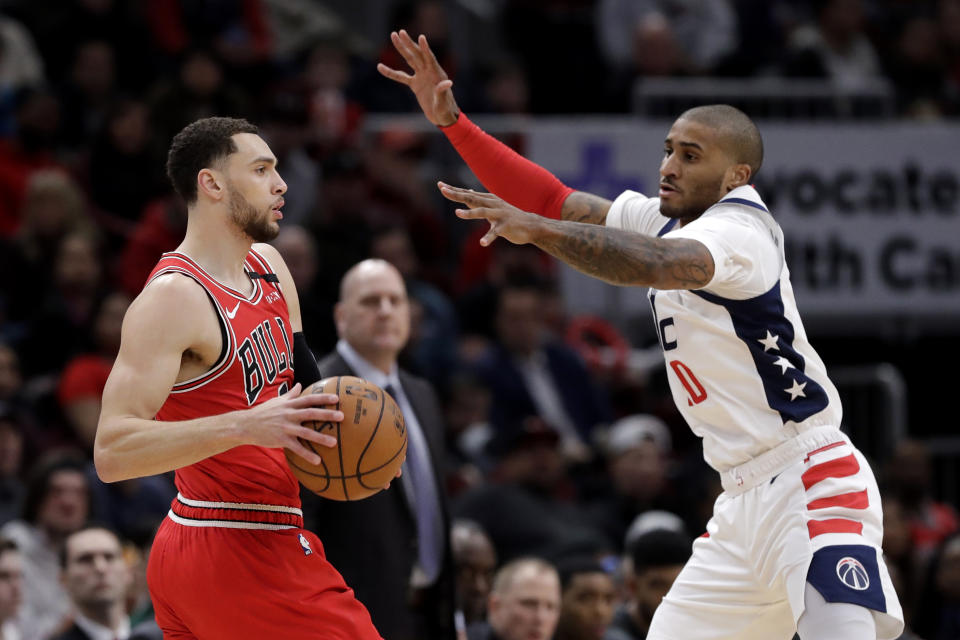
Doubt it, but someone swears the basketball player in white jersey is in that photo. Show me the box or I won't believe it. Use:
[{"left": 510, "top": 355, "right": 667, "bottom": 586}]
[{"left": 379, "top": 30, "right": 904, "bottom": 640}]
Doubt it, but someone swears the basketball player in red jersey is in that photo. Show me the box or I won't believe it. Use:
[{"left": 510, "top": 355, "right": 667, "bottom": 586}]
[{"left": 94, "top": 117, "right": 383, "bottom": 640}]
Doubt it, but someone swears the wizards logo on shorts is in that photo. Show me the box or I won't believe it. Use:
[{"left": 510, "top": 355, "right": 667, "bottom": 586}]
[
  {"left": 298, "top": 533, "right": 313, "bottom": 556},
  {"left": 807, "top": 545, "right": 886, "bottom": 612}
]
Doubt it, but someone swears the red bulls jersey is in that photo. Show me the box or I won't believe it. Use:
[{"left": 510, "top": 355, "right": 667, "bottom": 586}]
[{"left": 146, "top": 249, "right": 300, "bottom": 510}]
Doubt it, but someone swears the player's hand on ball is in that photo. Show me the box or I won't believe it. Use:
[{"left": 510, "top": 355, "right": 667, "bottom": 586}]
[
  {"left": 439, "top": 182, "right": 542, "bottom": 247},
  {"left": 238, "top": 383, "right": 341, "bottom": 465},
  {"left": 377, "top": 29, "right": 460, "bottom": 127}
]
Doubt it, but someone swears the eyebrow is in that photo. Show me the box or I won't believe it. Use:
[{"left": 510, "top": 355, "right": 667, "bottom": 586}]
[
  {"left": 249, "top": 156, "right": 277, "bottom": 166},
  {"left": 664, "top": 138, "right": 704, "bottom": 151}
]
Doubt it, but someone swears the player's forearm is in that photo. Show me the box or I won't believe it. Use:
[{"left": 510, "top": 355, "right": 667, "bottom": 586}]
[
  {"left": 441, "top": 113, "right": 574, "bottom": 219},
  {"left": 533, "top": 219, "right": 712, "bottom": 288},
  {"left": 94, "top": 413, "right": 244, "bottom": 482}
]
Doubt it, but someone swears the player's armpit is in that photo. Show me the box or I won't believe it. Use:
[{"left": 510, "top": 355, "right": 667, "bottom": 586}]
[
  {"left": 561, "top": 191, "right": 613, "bottom": 226},
  {"left": 534, "top": 221, "right": 715, "bottom": 290}
]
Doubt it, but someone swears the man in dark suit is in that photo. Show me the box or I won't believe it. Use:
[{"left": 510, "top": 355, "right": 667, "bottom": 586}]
[
  {"left": 303, "top": 258, "right": 456, "bottom": 640},
  {"left": 53, "top": 526, "right": 132, "bottom": 640}
]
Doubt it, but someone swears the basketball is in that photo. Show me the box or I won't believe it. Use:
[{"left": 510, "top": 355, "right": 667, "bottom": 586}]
[{"left": 286, "top": 376, "right": 407, "bottom": 501}]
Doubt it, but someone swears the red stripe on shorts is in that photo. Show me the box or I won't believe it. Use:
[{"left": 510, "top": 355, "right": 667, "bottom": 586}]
[
  {"left": 803, "top": 441, "right": 845, "bottom": 463},
  {"left": 806, "top": 489, "right": 870, "bottom": 511},
  {"left": 801, "top": 453, "right": 860, "bottom": 490},
  {"left": 807, "top": 518, "right": 863, "bottom": 538}
]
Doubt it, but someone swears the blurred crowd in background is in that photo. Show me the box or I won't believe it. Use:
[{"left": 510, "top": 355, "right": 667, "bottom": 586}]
[{"left": 0, "top": 0, "right": 958, "bottom": 639}]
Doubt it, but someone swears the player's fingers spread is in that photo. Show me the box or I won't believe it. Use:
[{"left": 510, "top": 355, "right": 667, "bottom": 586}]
[
  {"left": 295, "top": 392, "right": 340, "bottom": 407},
  {"left": 377, "top": 63, "right": 412, "bottom": 84},
  {"left": 434, "top": 80, "right": 453, "bottom": 95},
  {"left": 284, "top": 382, "right": 301, "bottom": 398},
  {"left": 295, "top": 426, "right": 338, "bottom": 448},
  {"left": 480, "top": 225, "right": 499, "bottom": 247},
  {"left": 289, "top": 441, "right": 324, "bottom": 465},
  {"left": 297, "top": 407, "right": 345, "bottom": 423},
  {"left": 438, "top": 182, "right": 475, "bottom": 204}
]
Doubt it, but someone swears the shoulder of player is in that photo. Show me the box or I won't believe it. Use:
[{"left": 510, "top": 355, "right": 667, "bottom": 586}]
[
  {"left": 129, "top": 272, "right": 212, "bottom": 332},
  {"left": 252, "top": 242, "right": 294, "bottom": 285}
]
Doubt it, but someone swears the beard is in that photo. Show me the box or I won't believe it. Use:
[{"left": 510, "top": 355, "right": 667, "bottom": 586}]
[
  {"left": 227, "top": 185, "right": 279, "bottom": 242},
  {"left": 659, "top": 174, "right": 725, "bottom": 220}
]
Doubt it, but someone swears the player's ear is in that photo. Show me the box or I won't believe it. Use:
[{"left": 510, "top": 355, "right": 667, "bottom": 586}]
[
  {"left": 724, "top": 163, "right": 752, "bottom": 192},
  {"left": 197, "top": 168, "right": 224, "bottom": 201}
]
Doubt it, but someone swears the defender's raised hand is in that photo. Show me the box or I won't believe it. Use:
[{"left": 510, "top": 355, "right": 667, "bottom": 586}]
[
  {"left": 439, "top": 181, "right": 543, "bottom": 247},
  {"left": 377, "top": 29, "right": 460, "bottom": 127}
]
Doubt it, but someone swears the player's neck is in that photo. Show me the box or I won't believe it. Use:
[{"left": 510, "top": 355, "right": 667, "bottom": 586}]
[{"left": 179, "top": 206, "right": 255, "bottom": 292}]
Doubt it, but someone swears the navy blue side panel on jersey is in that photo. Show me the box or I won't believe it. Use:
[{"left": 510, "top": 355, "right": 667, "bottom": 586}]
[
  {"left": 691, "top": 283, "right": 829, "bottom": 423},
  {"left": 806, "top": 545, "right": 888, "bottom": 612}
]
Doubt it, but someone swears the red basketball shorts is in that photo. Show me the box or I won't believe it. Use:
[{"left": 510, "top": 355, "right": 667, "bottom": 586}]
[{"left": 148, "top": 512, "right": 382, "bottom": 640}]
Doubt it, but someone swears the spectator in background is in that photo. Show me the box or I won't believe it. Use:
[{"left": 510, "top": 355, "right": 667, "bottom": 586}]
[
  {"left": 596, "top": 0, "right": 738, "bottom": 78},
  {"left": 451, "top": 519, "right": 497, "bottom": 635},
  {"left": 913, "top": 532, "right": 960, "bottom": 640},
  {"left": 0, "top": 454, "right": 91, "bottom": 640},
  {"left": 116, "top": 195, "right": 185, "bottom": 297},
  {"left": 0, "top": 538, "right": 22, "bottom": 640},
  {"left": 0, "top": 88, "right": 65, "bottom": 237},
  {"left": 886, "top": 439, "right": 959, "bottom": 558},
  {"left": 607, "top": 527, "right": 692, "bottom": 640},
  {"left": 588, "top": 415, "right": 675, "bottom": 550},
  {"left": 441, "top": 371, "right": 492, "bottom": 491},
  {"left": 147, "top": 48, "right": 250, "bottom": 148},
  {"left": 52, "top": 526, "right": 133, "bottom": 640},
  {"left": 467, "top": 557, "right": 561, "bottom": 640},
  {"left": 270, "top": 224, "right": 334, "bottom": 352},
  {"left": 885, "top": 14, "right": 948, "bottom": 117},
  {"left": 58, "top": 40, "right": 119, "bottom": 150},
  {"left": 21, "top": 229, "right": 105, "bottom": 378},
  {"left": 1, "top": 170, "right": 90, "bottom": 324},
  {"left": 554, "top": 556, "right": 617, "bottom": 640},
  {"left": 0, "top": 12, "right": 45, "bottom": 136},
  {"left": 87, "top": 99, "right": 166, "bottom": 246},
  {"left": 474, "top": 279, "right": 611, "bottom": 463},
  {"left": 782, "top": 0, "right": 884, "bottom": 93},
  {"left": 0, "top": 407, "right": 26, "bottom": 527},
  {"left": 455, "top": 420, "right": 611, "bottom": 564},
  {"left": 58, "top": 292, "right": 130, "bottom": 450}
]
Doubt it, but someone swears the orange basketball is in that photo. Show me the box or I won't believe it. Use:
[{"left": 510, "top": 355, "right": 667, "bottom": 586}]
[{"left": 286, "top": 376, "right": 407, "bottom": 501}]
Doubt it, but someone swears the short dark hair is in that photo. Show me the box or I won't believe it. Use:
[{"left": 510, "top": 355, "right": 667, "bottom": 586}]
[
  {"left": 166, "top": 117, "right": 259, "bottom": 204},
  {"left": 59, "top": 524, "right": 121, "bottom": 569},
  {"left": 678, "top": 104, "right": 764, "bottom": 180},
  {"left": 0, "top": 537, "right": 18, "bottom": 558},
  {"left": 22, "top": 453, "right": 89, "bottom": 525},
  {"left": 628, "top": 528, "right": 692, "bottom": 574},
  {"left": 555, "top": 555, "right": 609, "bottom": 591}
]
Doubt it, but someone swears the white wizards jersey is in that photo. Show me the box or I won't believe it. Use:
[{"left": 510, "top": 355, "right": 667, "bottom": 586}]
[{"left": 606, "top": 185, "right": 842, "bottom": 471}]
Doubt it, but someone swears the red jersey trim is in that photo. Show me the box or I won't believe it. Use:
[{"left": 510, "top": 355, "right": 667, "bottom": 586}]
[
  {"left": 163, "top": 251, "right": 264, "bottom": 304},
  {"left": 147, "top": 267, "right": 238, "bottom": 393}
]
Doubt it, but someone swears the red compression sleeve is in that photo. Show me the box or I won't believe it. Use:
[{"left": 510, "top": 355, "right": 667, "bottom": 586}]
[{"left": 441, "top": 113, "right": 574, "bottom": 220}]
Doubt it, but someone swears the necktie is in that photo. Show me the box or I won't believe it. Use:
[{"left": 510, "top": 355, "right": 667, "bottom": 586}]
[{"left": 385, "top": 383, "right": 444, "bottom": 583}]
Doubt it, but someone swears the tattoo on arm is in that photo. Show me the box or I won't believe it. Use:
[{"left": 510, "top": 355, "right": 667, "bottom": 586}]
[
  {"left": 535, "top": 221, "right": 714, "bottom": 289},
  {"left": 561, "top": 192, "right": 612, "bottom": 225}
]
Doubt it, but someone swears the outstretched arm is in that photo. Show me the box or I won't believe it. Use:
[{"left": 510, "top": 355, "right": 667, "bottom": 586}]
[
  {"left": 440, "top": 183, "right": 714, "bottom": 290},
  {"left": 378, "top": 29, "right": 611, "bottom": 225},
  {"left": 94, "top": 275, "right": 341, "bottom": 483}
]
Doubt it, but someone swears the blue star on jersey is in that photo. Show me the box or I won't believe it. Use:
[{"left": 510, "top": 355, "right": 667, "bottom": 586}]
[{"left": 693, "top": 283, "right": 830, "bottom": 422}]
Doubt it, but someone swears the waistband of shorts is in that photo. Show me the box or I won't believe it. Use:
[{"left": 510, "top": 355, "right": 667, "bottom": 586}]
[
  {"left": 168, "top": 492, "right": 303, "bottom": 530},
  {"left": 720, "top": 426, "right": 849, "bottom": 495}
]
